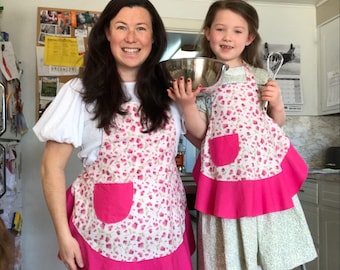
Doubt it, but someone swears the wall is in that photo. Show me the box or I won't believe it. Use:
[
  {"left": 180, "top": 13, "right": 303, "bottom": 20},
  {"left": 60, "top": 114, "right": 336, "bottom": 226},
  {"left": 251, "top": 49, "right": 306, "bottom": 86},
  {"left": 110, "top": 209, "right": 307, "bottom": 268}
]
[
  {"left": 284, "top": 115, "right": 340, "bottom": 168},
  {"left": 0, "top": 0, "right": 332, "bottom": 269}
]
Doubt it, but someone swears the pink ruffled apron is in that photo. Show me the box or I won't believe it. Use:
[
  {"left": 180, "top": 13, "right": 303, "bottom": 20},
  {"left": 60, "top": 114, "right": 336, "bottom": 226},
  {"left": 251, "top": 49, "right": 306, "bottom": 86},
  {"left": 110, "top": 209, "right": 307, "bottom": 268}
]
[
  {"left": 193, "top": 64, "right": 308, "bottom": 218},
  {"left": 66, "top": 102, "right": 194, "bottom": 269}
]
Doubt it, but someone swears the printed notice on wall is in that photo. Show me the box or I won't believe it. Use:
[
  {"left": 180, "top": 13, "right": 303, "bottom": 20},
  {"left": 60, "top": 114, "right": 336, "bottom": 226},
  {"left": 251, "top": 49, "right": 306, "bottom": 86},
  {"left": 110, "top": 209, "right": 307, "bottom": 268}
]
[
  {"left": 326, "top": 70, "right": 340, "bottom": 107},
  {"left": 36, "top": 46, "right": 79, "bottom": 76},
  {"left": 277, "top": 76, "right": 303, "bottom": 112},
  {"left": 44, "top": 36, "right": 84, "bottom": 67}
]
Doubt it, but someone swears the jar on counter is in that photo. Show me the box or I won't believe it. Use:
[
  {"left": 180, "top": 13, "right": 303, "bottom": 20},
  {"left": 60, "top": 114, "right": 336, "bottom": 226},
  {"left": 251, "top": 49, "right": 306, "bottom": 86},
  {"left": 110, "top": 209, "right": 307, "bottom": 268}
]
[{"left": 176, "top": 136, "right": 186, "bottom": 174}]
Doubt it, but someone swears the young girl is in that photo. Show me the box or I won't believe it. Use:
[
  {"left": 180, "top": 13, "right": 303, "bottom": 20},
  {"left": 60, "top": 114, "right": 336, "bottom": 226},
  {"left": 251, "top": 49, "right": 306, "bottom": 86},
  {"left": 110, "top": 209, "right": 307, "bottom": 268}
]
[{"left": 168, "top": 0, "right": 317, "bottom": 269}]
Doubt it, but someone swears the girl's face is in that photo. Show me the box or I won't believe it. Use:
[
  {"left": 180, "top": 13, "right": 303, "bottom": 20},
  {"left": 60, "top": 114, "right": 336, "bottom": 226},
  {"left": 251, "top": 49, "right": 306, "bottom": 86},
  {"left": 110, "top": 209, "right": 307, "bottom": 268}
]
[
  {"left": 105, "top": 7, "right": 153, "bottom": 81},
  {"left": 205, "top": 9, "right": 255, "bottom": 68}
]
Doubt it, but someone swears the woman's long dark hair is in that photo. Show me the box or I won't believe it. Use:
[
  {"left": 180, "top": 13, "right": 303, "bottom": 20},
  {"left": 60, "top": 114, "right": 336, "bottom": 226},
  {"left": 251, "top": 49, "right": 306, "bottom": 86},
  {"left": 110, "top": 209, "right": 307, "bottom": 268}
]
[
  {"left": 200, "top": 0, "right": 264, "bottom": 68},
  {"left": 81, "top": 0, "right": 170, "bottom": 133}
]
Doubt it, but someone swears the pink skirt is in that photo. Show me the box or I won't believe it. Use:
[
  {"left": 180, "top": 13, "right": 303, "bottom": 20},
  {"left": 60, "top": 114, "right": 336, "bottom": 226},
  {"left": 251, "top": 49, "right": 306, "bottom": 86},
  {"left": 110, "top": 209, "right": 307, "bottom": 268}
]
[
  {"left": 193, "top": 144, "right": 308, "bottom": 218},
  {"left": 62, "top": 188, "right": 195, "bottom": 270}
]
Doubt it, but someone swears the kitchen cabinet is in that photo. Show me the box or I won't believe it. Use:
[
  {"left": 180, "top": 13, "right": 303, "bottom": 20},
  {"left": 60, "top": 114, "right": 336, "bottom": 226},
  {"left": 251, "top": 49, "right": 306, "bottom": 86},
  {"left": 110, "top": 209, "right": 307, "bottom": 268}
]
[
  {"left": 316, "top": 0, "right": 339, "bottom": 26},
  {"left": 299, "top": 179, "right": 320, "bottom": 270},
  {"left": 318, "top": 16, "right": 340, "bottom": 115},
  {"left": 181, "top": 174, "right": 196, "bottom": 211},
  {"left": 299, "top": 175, "right": 340, "bottom": 270},
  {"left": 319, "top": 180, "right": 340, "bottom": 270}
]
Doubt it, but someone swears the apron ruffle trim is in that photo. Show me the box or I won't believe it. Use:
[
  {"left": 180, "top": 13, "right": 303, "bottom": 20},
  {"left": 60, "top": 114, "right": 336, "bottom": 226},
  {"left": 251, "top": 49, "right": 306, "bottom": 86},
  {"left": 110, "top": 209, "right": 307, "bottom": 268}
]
[
  {"left": 193, "top": 144, "right": 308, "bottom": 218},
  {"left": 63, "top": 188, "right": 195, "bottom": 269}
]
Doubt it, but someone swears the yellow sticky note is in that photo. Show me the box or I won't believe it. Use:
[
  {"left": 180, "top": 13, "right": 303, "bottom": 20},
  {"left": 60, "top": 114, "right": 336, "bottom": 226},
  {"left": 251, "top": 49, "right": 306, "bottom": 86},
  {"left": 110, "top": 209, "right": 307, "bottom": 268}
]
[{"left": 44, "top": 36, "right": 84, "bottom": 67}]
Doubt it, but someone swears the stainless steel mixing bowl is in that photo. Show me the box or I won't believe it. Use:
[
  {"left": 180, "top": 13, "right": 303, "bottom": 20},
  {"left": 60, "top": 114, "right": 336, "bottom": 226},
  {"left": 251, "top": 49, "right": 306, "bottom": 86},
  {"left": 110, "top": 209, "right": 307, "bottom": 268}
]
[{"left": 159, "top": 57, "right": 228, "bottom": 89}]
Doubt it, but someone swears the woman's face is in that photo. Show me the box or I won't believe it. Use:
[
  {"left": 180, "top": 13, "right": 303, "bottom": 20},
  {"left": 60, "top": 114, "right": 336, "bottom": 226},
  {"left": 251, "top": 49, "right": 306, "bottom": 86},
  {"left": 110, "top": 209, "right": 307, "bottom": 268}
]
[
  {"left": 105, "top": 7, "right": 153, "bottom": 81},
  {"left": 205, "top": 9, "right": 254, "bottom": 67}
]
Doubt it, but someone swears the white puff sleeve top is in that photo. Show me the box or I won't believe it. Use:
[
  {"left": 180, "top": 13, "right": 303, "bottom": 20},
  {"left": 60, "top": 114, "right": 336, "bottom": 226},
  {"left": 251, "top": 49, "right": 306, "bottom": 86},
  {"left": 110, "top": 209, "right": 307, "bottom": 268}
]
[{"left": 33, "top": 78, "right": 183, "bottom": 167}]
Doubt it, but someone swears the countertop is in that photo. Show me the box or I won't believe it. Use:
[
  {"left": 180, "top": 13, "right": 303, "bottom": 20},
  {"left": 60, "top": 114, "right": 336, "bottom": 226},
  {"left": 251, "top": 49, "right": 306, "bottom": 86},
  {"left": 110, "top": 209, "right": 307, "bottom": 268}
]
[
  {"left": 308, "top": 171, "right": 340, "bottom": 183},
  {"left": 181, "top": 171, "right": 340, "bottom": 186}
]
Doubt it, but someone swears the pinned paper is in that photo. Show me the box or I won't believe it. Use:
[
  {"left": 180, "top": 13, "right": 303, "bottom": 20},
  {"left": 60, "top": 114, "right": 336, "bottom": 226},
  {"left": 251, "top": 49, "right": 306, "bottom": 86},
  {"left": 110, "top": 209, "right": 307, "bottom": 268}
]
[
  {"left": 0, "top": 42, "right": 20, "bottom": 81},
  {"left": 36, "top": 46, "right": 79, "bottom": 76},
  {"left": 44, "top": 36, "right": 84, "bottom": 67},
  {"left": 326, "top": 70, "right": 340, "bottom": 107}
]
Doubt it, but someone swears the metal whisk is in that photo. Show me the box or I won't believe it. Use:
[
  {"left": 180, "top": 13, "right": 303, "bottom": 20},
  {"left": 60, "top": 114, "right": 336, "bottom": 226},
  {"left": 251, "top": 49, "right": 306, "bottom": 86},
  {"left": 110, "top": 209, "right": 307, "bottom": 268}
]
[{"left": 264, "top": 51, "right": 284, "bottom": 111}]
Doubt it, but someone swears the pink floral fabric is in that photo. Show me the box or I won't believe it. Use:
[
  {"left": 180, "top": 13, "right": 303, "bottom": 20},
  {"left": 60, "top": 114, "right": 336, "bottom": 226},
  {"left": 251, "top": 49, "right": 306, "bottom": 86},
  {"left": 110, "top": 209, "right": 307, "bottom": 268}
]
[
  {"left": 201, "top": 65, "right": 290, "bottom": 180},
  {"left": 194, "top": 64, "right": 308, "bottom": 218},
  {"left": 70, "top": 102, "right": 187, "bottom": 262}
]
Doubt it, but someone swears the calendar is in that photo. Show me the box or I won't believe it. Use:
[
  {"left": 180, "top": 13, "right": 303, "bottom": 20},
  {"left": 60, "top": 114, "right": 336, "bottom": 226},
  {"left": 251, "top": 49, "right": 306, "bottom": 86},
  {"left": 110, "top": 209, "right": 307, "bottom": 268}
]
[{"left": 276, "top": 76, "right": 303, "bottom": 111}]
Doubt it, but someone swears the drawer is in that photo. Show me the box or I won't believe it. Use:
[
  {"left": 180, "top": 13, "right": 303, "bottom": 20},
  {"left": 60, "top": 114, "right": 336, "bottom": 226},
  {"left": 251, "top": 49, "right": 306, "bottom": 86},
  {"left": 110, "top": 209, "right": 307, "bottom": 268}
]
[
  {"left": 320, "top": 181, "right": 340, "bottom": 209},
  {"left": 299, "top": 180, "right": 318, "bottom": 205},
  {"left": 181, "top": 174, "right": 194, "bottom": 182}
]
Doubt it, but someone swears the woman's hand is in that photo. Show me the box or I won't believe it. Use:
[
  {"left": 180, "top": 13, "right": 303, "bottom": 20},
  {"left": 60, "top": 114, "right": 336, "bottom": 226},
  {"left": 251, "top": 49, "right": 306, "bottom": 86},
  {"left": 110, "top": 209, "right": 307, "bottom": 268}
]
[{"left": 59, "top": 235, "right": 84, "bottom": 270}]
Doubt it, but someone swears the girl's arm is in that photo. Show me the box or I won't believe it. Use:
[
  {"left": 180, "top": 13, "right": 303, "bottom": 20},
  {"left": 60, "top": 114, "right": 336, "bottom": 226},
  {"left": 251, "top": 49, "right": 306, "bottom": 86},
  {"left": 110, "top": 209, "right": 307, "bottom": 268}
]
[{"left": 167, "top": 77, "right": 208, "bottom": 143}]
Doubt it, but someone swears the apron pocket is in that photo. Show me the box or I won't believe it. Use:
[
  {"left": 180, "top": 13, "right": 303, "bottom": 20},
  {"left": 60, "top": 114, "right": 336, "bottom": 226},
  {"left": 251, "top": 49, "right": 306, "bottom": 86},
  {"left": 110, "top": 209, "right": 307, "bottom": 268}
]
[
  {"left": 208, "top": 134, "right": 240, "bottom": 166},
  {"left": 94, "top": 182, "right": 133, "bottom": 223}
]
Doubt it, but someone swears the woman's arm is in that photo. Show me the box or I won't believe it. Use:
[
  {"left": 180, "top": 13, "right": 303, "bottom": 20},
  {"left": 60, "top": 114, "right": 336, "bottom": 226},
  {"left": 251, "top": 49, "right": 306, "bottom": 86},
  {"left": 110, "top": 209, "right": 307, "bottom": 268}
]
[{"left": 40, "top": 141, "right": 84, "bottom": 270}]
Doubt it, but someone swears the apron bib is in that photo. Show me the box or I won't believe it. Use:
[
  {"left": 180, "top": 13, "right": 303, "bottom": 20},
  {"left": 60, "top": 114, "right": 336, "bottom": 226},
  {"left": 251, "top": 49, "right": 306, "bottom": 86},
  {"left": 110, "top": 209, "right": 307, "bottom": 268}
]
[
  {"left": 200, "top": 64, "right": 290, "bottom": 181},
  {"left": 71, "top": 102, "right": 186, "bottom": 262}
]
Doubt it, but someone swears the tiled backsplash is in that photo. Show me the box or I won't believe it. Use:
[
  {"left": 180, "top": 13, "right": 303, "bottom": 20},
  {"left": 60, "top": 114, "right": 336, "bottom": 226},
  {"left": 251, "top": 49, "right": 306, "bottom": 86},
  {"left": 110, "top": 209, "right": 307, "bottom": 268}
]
[
  {"left": 184, "top": 114, "right": 339, "bottom": 172},
  {"left": 283, "top": 114, "right": 340, "bottom": 169}
]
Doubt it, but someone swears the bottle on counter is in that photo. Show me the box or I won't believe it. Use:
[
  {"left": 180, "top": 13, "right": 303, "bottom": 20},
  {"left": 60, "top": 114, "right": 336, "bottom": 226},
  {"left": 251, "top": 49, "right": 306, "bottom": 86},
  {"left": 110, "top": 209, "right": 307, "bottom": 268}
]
[{"left": 176, "top": 136, "right": 186, "bottom": 174}]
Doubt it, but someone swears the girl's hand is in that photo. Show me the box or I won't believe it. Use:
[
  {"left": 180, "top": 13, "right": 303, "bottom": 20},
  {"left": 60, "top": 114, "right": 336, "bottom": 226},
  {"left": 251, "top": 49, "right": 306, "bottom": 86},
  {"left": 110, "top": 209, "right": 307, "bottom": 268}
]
[
  {"left": 167, "top": 76, "right": 207, "bottom": 140},
  {"left": 262, "top": 79, "right": 285, "bottom": 126},
  {"left": 261, "top": 79, "right": 283, "bottom": 110},
  {"left": 167, "top": 76, "right": 202, "bottom": 109}
]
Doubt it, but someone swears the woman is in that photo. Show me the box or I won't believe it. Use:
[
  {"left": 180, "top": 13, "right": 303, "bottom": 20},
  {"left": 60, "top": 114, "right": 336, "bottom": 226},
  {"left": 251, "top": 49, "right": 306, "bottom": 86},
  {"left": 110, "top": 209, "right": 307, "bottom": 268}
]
[{"left": 33, "top": 0, "right": 195, "bottom": 269}]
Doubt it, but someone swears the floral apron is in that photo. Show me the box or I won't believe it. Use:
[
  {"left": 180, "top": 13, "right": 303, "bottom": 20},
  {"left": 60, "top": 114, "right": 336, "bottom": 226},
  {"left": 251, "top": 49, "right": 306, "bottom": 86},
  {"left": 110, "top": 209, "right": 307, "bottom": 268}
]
[
  {"left": 194, "top": 64, "right": 308, "bottom": 218},
  {"left": 70, "top": 102, "right": 187, "bottom": 262}
]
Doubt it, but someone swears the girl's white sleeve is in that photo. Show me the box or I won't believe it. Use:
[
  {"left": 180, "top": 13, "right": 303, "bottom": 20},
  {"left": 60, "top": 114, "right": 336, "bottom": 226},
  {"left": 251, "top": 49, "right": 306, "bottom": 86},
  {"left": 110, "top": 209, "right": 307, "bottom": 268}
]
[{"left": 32, "top": 78, "right": 86, "bottom": 148}]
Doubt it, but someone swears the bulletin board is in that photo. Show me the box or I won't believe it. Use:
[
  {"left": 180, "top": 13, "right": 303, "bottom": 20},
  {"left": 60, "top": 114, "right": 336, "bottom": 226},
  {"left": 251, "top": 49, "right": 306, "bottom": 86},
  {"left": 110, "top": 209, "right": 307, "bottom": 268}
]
[{"left": 35, "top": 7, "right": 101, "bottom": 120}]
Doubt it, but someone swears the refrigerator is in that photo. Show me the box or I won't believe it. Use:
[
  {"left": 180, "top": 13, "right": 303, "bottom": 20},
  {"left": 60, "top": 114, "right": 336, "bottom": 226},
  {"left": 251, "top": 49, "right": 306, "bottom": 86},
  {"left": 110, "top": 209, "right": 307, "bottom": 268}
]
[{"left": 0, "top": 79, "right": 24, "bottom": 268}]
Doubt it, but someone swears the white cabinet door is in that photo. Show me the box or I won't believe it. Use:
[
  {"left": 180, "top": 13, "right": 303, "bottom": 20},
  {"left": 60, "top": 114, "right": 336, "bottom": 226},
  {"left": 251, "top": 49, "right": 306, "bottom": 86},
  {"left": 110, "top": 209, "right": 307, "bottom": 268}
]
[
  {"left": 319, "top": 181, "right": 340, "bottom": 270},
  {"left": 318, "top": 16, "right": 340, "bottom": 114},
  {"left": 319, "top": 207, "right": 340, "bottom": 270},
  {"left": 299, "top": 180, "right": 320, "bottom": 270}
]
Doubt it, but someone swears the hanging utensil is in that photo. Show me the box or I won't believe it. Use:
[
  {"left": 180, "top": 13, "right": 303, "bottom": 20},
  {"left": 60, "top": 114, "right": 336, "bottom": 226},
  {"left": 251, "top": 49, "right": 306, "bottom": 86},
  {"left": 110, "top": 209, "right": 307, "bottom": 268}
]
[
  {"left": 264, "top": 51, "right": 284, "bottom": 111},
  {"left": 14, "top": 80, "right": 28, "bottom": 135}
]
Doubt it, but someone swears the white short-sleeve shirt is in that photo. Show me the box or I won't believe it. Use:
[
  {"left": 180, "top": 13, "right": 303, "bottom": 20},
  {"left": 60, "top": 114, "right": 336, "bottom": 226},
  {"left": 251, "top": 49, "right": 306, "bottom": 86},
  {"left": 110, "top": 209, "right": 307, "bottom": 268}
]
[{"left": 33, "top": 78, "right": 183, "bottom": 167}]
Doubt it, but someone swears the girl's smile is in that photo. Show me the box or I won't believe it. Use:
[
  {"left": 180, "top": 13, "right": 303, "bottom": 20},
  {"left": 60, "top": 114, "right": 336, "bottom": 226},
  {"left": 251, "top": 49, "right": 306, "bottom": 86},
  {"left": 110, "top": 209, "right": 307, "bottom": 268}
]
[{"left": 204, "top": 9, "right": 254, "bottom": 67}]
